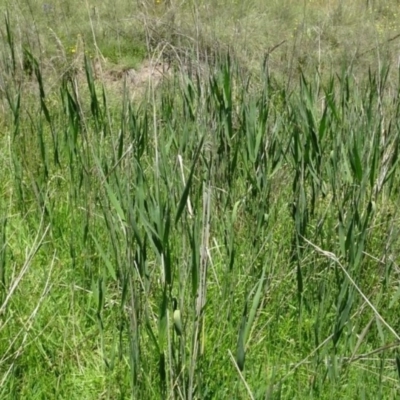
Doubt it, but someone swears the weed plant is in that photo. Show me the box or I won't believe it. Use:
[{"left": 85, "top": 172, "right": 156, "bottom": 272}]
[{"left": 1, "top": 1, "right": 400, "bottom": 399}]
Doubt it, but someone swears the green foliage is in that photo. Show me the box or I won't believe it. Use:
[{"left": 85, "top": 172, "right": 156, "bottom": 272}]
[{"left": 1, "top": 4, "right": 400, "bottom": 399}]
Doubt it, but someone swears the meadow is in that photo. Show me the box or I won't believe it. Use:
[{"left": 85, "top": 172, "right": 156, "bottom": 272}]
[{"left": 1, "top": 0, "right": 400, "bottom": 398}]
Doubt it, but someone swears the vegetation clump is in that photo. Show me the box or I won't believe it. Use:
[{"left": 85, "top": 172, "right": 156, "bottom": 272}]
[{"left": 1, "top": 1, "right": 400, "bottom": 398}]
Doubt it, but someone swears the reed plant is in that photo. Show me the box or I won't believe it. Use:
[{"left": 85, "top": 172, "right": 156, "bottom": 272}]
[{"left": 1, "top": 1, "right": 400, "bottom": 399}]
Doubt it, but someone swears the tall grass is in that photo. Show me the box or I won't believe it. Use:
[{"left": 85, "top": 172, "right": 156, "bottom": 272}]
[{"left": 1, "top": 11, "right": 400, "bottom": 400}]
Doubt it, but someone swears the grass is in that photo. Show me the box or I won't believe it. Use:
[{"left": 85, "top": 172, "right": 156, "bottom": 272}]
[{"left": 1, "top": 0, "right": 400, "bottom": 399}]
